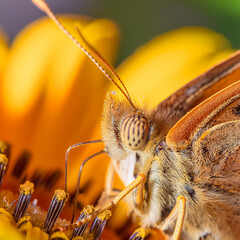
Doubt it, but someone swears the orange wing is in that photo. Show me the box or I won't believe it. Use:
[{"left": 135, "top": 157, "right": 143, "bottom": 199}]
[
  {"left": 167, "top": 80, "right": 240, "bottom": 149},
  {"left": 170, "top": 80, "right": 240, "bottom": 191},
  {"left": 166, "top": 78, "right": 240, "bottom": 239}
]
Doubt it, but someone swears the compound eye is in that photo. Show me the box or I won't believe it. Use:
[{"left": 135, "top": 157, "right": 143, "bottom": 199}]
[{"left": 120, "top": 114, "right": 150, "bottom": 150}]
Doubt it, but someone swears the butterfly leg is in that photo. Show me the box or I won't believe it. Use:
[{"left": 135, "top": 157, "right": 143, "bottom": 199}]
[
  {"left": 161, "top": 196, "right": 186, "bottom": 240},
  {"left": 135, "top": 157, "right": 156, "bottom": 211},
  {"left": 95, "top": 173, "right": 146, "bottom": 214},
  {"left": 66, "top": 173, "right": 147, "bottom": 231},
  {"left": 134, "top": 175, "right": 145, "bottom": 211},
  {"left": 97, "top": 161, "right": 121, "bottom": 207}
]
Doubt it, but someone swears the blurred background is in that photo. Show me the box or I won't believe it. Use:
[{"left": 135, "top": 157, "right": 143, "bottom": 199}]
[{"left": 0, "top": 0, "right": 240, "bottom": 64}]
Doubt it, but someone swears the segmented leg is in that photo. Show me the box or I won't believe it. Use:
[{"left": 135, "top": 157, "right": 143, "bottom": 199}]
[
  {"left": 65, "top": 173, "right": 147, "bottom": 231},
  {"left": 95, "top": 173, "right": 146, "bottom": 214},
  {"left": 135, "top": 157, "right": 156, "bottom": 211},
  {"left": 135, "top": 176, "right": 145, "bottom": 211},
  {"left": 161, "top": 196, "right": 186, "bottom": 240},
  {"left": 97, "top": 162, "right": 121, "bottom": 207}
]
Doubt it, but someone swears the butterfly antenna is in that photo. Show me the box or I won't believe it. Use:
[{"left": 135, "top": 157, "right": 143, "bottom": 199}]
[
  {"left": 32, "top": 0, "right": 136, "bottom": 110},
  {"left": 64, "top": 140, "right": 103, "bottom": 193},
  {"left": 74, "top": 26, "right": 134, "bottom": 107},
  {"left": 72, "top": 149, "right": 105, "bottom": 223}
]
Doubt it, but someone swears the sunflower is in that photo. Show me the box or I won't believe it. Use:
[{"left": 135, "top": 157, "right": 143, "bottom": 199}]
[{"left": 0, "top": 0, "right": 235, "bottom": 239}]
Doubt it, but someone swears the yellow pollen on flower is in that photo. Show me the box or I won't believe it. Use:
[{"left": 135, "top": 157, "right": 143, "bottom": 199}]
[
  {"left": 54, "top": 189, "right": 69, "bottom": 202},
  {"left": 81, "top": 205, "right": 95, "bottom": 215},
  {"left": 132, "top": 228, "right": 149, "bottom": 238},
  {"left": 19, "top": 181, "right": 34, "bottom": 195},
  {"left": 97, "top": 210, "right": 112, "bottom": 221},
  {"left": 0, "top": 154, "right": 8, "bottom": 166}
]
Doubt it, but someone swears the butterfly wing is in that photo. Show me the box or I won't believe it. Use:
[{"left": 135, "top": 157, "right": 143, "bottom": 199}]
[
  {"left": 166, "top": 80, "right": 240, "bottom": 238},
  {"left": 166, "top": 80, "right": 240, "bottom": 148}
]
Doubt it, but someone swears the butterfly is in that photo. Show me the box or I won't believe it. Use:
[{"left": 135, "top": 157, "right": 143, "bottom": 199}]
[{"left": 33, "top": 0, "right": 240, "bottom": 239}]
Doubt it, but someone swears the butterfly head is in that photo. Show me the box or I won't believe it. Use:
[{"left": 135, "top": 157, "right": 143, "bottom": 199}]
[{"left": 102, "top": 93, "right": 157, "bottom": 162}]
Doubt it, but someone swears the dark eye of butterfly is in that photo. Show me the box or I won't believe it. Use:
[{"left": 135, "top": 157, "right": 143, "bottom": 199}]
[
  {"left": 156, "top": 140, "right": 166, "bottom": 155},
  {"left": 120, "top": 113, "right": 150, "bottom": 150}
]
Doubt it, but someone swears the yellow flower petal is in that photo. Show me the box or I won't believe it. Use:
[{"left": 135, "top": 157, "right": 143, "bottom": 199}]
[
  {"left": 0, "top": 16, "right": 120, "bottom": 201},
  {"left": 1, "top": 16, "right": 119, "bottom": 117},
  {"left": 0, "top": 215, "right": 24, "bottom": 240},
  {"left": 116, "top": 27, "right": 235, "bottom": 107}
]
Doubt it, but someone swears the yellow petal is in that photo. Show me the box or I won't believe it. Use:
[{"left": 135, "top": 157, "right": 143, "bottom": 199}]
[
  {"left": 30, "top": 17, "right": 120, "bottom": 172},
  {"left": 116, "top": 27, "right": 235, "bottom": 107},
  {"left": 1, "top": 16, "right": 119, "bottom": 117},
  {"left": 0, "top": 215, "right": 24, "bottom": 240},
  {"left": 0, "top": 16, "right": 120, "bottom": 199}
]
